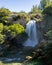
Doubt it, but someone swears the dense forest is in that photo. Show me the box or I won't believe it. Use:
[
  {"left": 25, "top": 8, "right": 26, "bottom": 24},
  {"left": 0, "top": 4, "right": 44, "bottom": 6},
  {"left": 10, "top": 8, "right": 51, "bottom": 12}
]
[{"left": 0, "top": 0, "right": 52, "bottom": 65}]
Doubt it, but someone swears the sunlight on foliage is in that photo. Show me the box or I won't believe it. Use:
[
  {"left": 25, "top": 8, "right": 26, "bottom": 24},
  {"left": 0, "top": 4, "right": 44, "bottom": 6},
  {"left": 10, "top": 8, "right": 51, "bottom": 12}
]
[
  {"left": 0, "top": 23, "right": 3, "bottom": 33},
  {"left": 0, "top": 34, "right": 5, "bottom": 44},
  {"left": 0, "top": 7, "right": 11, "bottom": 23},
  {"left": 45, "top": 30, "right": 52, "bottom": 40}
]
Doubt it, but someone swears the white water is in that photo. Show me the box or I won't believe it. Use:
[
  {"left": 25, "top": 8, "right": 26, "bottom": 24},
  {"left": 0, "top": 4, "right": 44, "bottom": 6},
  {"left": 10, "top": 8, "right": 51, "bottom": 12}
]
[{"left": 23, "top": 20, "right": 38, "bottom": 47}]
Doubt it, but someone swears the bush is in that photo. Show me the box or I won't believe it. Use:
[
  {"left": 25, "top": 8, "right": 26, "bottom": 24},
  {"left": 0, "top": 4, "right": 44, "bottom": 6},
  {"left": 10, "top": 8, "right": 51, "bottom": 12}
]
[
  {"left": 45, "top": 30, "right": 52, "bottom": 40},
  {"left": 0, "top": 23, "right": 3, "bottom": 33},
  {"left": 4, "top": 24, "right": 25, "bottom": 37},
  {"left": 0, "top": 34, "right": 6, "bottom": 44},
  {"left": 43, "top": 6, "right": 52, "bottom": 15},
  {"left": 0, "top": 7, "right": 11, "bottom": 24},
  {"left": 3, "top": 23, "right": 28, "bottom": 47},
  {"left": 44, "top": 42, "right": 52, "bottom": 65}
]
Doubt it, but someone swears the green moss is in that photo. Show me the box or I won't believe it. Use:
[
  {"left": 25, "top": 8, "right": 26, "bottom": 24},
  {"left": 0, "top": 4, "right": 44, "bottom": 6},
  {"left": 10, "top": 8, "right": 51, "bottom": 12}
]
[{"left": 25, "top": 60, "right": 44, "bottom": 65}]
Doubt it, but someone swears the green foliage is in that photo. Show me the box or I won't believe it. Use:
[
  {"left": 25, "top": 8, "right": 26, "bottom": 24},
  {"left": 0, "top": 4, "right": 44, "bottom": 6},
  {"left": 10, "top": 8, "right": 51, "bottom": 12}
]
[
  {"left": 0, "top": 7, "right": 11, "bottom": 24},
  {"left": 30, "top": 5, "right": 42, "bottom": 14},
  {"left": 45, "top": 30, "right": 52, "bottom": 40},
  {"left": 0, "top": 23, "right": 5, "bottom": 44},
  {"left": 9, "top": 24, "right": 25, "bottom": 34},
  {"left": 41, "top": 5, "right": 52, "bottom": 35},
  {"left": 44, "top": 42, "right": 52, "bottom": 65},
  {"left": 4, "top": 24, "right": 25, "bottom": 37},
  {"left": 0, "top": 23, "right": 27, "bottom": 46},
  {"left": 43, "top": 6, "right": 52, "bottom": 15},
  {"left": 30, "top": 13, "right": 42, "bottom": 22},
  {"left": 18, "top": 12, "right": 30, "bottom": 22},
  {"left": 0, "top": 23, "right": 3, "bottom": 33},
  {"left": 29, "top": 6, "right": 42, "bottom": 22},
  {"left": 3, "top": 23, "right": 27, "bottom": 48},
  {"left": 0, "top": 23, "right": 27, "bottom": 56},
  {"left": 0, "top": 34, "right": 5, "bottom": 44},
  {"left": 40, "top": 0, "right": 52, "bottom": 9},
  {"left": 12, "top": 12, "right": 30, "bottom": 22},
  {"left": 16, "top": 32, "right": 28, "bottom": 44},
  {"left": 44, "top": 42, "right": 52, "bottom": 56},
  {"left": 11, "top": 12, "right": 30, "bottom": 27},
  {"left": 25, "top": 60, "right": 43, "bottom": 65}
]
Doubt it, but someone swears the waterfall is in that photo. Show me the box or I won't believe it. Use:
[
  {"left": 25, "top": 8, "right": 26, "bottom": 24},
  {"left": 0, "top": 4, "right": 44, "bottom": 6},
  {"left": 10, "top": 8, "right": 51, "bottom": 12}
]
[{"left": 23, "top": 20, "right": 38, "bottom": 47}]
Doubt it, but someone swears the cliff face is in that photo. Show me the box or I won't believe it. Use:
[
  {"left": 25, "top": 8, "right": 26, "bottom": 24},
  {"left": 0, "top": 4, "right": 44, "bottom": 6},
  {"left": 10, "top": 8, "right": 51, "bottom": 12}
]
[
  {"left": 36, "top": 21, "right": 45, "bottom": 42},
  {"left": 37, "top": 15, "right": 52, "bottom": 42},
  {"left": 8, "top": 14, "right": 30, "bottom": 27}
]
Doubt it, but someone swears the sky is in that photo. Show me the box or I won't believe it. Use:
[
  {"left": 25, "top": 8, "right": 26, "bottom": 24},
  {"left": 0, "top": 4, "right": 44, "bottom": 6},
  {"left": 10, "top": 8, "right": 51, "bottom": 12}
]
[{"left": 0, "top": 0, "right": 41, "bottom": 12}]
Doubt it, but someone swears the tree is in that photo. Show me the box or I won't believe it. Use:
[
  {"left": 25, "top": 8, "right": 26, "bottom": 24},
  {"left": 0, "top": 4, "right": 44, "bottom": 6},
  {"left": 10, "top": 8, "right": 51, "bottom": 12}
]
[
  {"left": 43, "top": 5, "right": 52, "bottom": 15},
  {"left": 30, "top": 5, "right": 41, "bottom": 14},
  {"left": 29, "top": 5, "right": 42, "bottom": 21},
  {"left": 40, "top": 0, "right": 52, "bottom": 10},
  {"left": 0, "top": 7, "right": 11, "bottom": 24}
]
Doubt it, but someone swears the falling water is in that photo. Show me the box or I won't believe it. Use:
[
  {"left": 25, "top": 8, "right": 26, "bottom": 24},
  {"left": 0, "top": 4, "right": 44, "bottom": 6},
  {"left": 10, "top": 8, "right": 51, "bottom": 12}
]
[{"left": 23, "top": 20, "right": 38, "bottom": 47}]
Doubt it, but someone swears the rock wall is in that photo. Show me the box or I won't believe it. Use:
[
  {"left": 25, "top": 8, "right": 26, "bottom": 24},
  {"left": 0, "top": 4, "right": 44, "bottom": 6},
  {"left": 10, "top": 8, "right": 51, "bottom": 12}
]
[{"left": 36, "top": 21, "right": 45, "bottom": 42}]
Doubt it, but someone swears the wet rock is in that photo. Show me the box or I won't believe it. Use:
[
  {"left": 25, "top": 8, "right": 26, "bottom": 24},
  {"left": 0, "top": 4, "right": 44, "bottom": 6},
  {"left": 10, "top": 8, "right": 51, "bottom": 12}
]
[
  {"left": 26, "top": 56, "right": 32, "bottom": 60},
  {"left": 2, "top": 57, "right": 25, "bottom": 62},
  {"left": 3, "top": 58, "right": 20, "bottom": 62},
  {"left": 0, "top": 47, "right": 3, "bottom": 50},
  {"left": 16, "top": 51, "right": 23, "bottom": 56}
]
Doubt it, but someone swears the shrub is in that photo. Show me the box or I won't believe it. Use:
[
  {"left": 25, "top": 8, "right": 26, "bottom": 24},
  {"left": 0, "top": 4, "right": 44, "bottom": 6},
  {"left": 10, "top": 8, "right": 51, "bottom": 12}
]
[
  {"left": 44, "top": 42, "right": 52, "bottom": 65},
  {"left": 3, "top": 23, "right": 28, "bottom": 47},
  {"left": 45, "top": 30, "right": 52, "bottom": 40},
  {"left": 0, "top": 23, "right": 3, "bottom": 33},
  {"left": 0, "top": 7, "right": 11, "bottom": 24},
  {"left": 43, "top": 6, "right": 52, "bottom": 15},
  {"left": 0, "top": 34, "right": 5, "bottom": 44}
]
